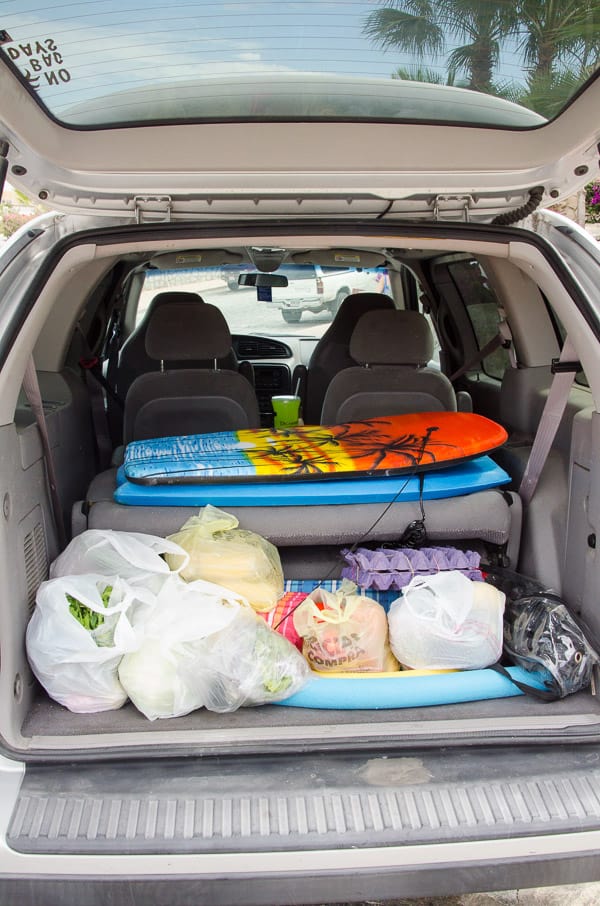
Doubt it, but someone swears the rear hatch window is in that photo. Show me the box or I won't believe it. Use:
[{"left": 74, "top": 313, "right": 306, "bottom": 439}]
[{"left": 2, "top": 1, "right": 597, "bottom": 128}]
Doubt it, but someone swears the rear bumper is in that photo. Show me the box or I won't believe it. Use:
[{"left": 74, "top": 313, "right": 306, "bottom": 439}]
[
  {"left": 3, "top": 745, "right": 600, "bottom": 904},
  {"left": 2, "top": 835, "right": 600, "bottom": 906}
]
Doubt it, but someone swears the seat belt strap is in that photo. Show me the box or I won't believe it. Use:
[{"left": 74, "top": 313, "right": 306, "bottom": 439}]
[
  {"left": 449, "top": 333, "right": 504, "bottom": 382},
  {"left": 519, "top": 337, "right": 579, "bottom": 506},
  {"left": 449, "top": 311, "right": 514, "bottom": 383},
  {"left": 22, "top": 356, "right": 67, "bottom": 548},
  {"left": 79, "top": 358, "right": 114, "bottom": 471},
  {"left": 76, "top": 324, "right": 121, "bottom": 470}
]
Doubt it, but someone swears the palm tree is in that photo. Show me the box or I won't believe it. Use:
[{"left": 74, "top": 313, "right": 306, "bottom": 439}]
[
  {"left": 513, "top": 0, "right": 600, "bottom": 83},
  {"left": 518, "top": 64, "right": 597, "bottom": 117},
  {"left": 364, "top": 0, "right": 600, "bottom": 105},
  {"left": 390, "top": 64, "right": 468, "bottom": 86},
  {"left": 507, "top": 1, "right": 600, "bottom": 117},
  {"left": 364, "top": 0, "right": 515, "bottom": 94}
]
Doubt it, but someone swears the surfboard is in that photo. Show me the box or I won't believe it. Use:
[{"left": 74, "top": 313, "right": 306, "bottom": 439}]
[
  {"left": 122, "top": 412, "right": 508, "bottom": 485},
  {"left": 114, "top": 454, "right": 509, "bottom": 506}
]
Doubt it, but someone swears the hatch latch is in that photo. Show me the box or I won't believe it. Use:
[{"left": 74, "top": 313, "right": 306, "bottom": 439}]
[
  {"left": 134, "top": 196, "right": 172, "bottom": 224},
  {"left": 432, "top": 194, "right": 473, "bottom": 222}
]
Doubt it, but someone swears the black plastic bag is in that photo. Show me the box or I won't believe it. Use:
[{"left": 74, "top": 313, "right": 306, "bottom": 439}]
[{"left": 485, "top": 567, "right": 599, "bottom": 699}]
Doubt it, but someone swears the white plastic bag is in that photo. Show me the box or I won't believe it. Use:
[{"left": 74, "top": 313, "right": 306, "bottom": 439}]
[
  {"left": 26, "top": 574, "right": 155, "bottom": 713},
  {"left": 50, "top": 529, "right": 189, "bottom": 593},
  {"left": 118, "top": 576, "right": 247, "bottom": 720},
  {"left": 387, "top": 571, "right": 505, "bottom": 670},
  {"left": 165, "top": 505, "right": 283, "bottom": 612},
  {"left": 180, "top": 606, "right": 311, "bottom": 712}
]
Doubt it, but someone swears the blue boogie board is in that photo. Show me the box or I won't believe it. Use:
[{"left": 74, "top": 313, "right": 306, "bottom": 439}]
[{"left": 114, "top": 455, "right": 509, "bottom": 507}]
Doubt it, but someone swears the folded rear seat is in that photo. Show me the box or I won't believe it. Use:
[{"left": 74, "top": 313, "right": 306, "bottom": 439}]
[
  {"left": 75, "top": 468, "right": 522, "bottom": 569},
  {"left": 78, "top": 309, "right": 522, "bottom": 570}
]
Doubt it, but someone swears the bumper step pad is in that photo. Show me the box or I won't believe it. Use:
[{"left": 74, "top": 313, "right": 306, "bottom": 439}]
[{"left": 8, "top": 746, "right": 600, "bottom": 855}]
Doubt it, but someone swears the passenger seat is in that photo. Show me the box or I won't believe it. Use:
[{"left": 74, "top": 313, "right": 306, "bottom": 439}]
[
  {"left": 320, "top": 309, "right": 458, "bottom": 424},
  {"left": 302, "top": 292, "right": 395, "bottom": 424}
]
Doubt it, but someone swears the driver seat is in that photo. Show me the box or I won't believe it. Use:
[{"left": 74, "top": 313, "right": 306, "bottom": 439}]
[{"left": 123, "top": 301, "right": 260, "bottom": 443}]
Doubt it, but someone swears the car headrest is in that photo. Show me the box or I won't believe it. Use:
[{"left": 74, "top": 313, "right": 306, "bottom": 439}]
[
  {"left": 349, "top": 309, "right": 434, "bottom": 366},
  {"left": 321, "top": 292, "right": 395, "bottom": 345},
  {"left": 145, "top": 300, "right": 232, "bottom": 361}
]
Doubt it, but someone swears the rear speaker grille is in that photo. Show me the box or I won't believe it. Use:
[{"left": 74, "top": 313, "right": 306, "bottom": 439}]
[{"left": 24, "top": 521, "right": 47, "bottom": 615}]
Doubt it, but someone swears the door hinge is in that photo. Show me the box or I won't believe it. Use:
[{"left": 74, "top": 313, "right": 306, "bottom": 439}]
[
  {"left": 433, "top": 194, "right": 472, "bottom": 222},
  {"left": 134, "top": 195, "right": 172, "bottom": 224}
]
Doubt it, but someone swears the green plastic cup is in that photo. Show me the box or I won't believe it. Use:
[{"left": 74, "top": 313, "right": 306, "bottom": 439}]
[{"left": 272, "top": 395, "right": 301, "bottom": 428}]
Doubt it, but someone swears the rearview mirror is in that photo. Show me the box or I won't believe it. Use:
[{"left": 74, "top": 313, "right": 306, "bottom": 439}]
[{"left": 238, "top": 272, "right": 289, "bottom": 287}]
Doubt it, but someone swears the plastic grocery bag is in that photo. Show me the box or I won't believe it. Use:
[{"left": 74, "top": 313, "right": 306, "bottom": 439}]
[
  {"left": 26, "top": 574, "right": 155, "bottom": 713},
  {"left": 292, "top": 582, "right": 398, "bottom": 673},
  {"left": 50, "top": 529, "right": 189, "bottom": 593},
  {"left": 165, "top": 505, "right": 284, "bottom": 612},
  {"left": 388, "top": 571, "right": 505, "bottom": 670},
  {"left": 502, "top": 592, "right": 599, "bottom": 698},
  {"left": 180, "top": 606, "right": 311, "bottom": 712},
  {"left": 118, "top": 576, "right": 247, "bottom": 720}
]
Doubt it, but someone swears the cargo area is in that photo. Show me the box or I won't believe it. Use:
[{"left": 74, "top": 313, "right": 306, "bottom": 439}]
[
  {"left": 21, "top": 680, "right": 600, "bottom": 754},
  {"left": 2, "top": 221, "right": 600, "bottom": 759}
]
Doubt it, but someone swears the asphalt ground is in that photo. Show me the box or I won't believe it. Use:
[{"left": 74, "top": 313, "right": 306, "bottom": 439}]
[{"left": 317, "top": 885, "right": 600, "bottom": 905}]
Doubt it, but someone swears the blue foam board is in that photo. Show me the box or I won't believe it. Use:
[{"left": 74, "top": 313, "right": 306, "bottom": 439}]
[{"left": 114, "top": 455, "right": 509, "bottom": 507}]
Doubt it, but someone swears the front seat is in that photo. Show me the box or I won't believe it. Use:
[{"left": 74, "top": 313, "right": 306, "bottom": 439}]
[
  {"left": 123, "top": 302, "right": 261, "bottom": 443},
  {"left": 302, "top": 292, "right": 395, "bottom": 424},
  {"left": 320, "top": 309, "right": 457, "bottom": 424},
  {"left": 116, "top": 291, "right": 239, "bottom": 401}
]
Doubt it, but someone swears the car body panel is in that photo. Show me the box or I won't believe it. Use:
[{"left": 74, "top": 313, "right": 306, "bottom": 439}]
[{"left": 1, "top": 57, "right": 600, "bottom": 221}]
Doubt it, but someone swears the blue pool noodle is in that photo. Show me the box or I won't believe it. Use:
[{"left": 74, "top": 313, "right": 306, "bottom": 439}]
[{"left": 275, "top": 665, "right": 550, "bottom": 709}]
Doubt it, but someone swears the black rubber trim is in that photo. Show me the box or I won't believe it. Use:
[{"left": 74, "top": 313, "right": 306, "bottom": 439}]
[{"left": 0, "top": 227, "right": 43, "bottom": 280}]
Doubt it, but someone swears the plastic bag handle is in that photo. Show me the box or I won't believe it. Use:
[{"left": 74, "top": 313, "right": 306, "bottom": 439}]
[
  {"left": 97, "top": 532, "right": 190, "bottom": 574},
  {"left": 488, "top": 663, "right": 559, "bottom": 701}
]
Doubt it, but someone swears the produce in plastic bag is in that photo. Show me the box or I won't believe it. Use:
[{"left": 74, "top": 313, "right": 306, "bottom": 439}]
[
  {"left": 26, "top": 574, "right": 155, "bottom": 713},
  {"left": 118, "top": 576, "right": 246, "bottom": 720},
  {"left": 180, "top": 606, "right": 311, "bottom": 712},
  {"left": 388, "top": 571, "right": 505, "bottom": 670},
  {"left": 292, "top": 581, "right": 397, "bottom": 673},
  {"left": 50, "top": 529, "right": 189, "bottom": 593},
  {"left": 165, "top": 505, "right": 283, "bottom": 612}
]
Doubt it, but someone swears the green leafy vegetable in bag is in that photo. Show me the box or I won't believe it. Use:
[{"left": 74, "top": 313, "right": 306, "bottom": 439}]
[
  {"left": 252, "top": 620, "right": 297, "bottom": 695},
  {"left": 66, "top": 585, "right": 113, "bottom": 639}
]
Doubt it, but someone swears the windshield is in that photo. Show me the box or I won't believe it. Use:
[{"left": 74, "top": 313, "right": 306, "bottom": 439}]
[
  {"left": 2, "top": 1, "right": 598, "bottom": 128},
  {"left": 138, "top": 264, "right": 391, "bottom": 338}
]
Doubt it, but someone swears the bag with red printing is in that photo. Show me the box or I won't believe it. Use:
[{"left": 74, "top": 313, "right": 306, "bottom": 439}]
[{"left": 292, "top": 582, "right": 397, "bottom": 673}]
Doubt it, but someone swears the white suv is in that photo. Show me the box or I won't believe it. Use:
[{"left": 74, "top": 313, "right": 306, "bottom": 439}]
[{"left": 263, "top": 264, "right": 385, "bottom": 323}]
